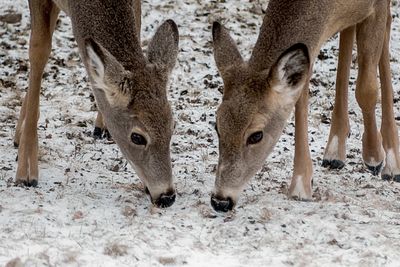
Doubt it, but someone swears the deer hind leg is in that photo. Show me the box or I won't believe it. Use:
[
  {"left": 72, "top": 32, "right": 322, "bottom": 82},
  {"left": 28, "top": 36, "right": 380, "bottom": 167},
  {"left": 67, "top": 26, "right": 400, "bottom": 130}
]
[
  {"left": 322, "top": 26, "right": 355, "bottom": 170},
  {"left": 93, "top": 111, "right": 105, "bottom": 138},
  {"left": 14, "top": 92, "right": 28, "bottom": 148},
  {"left": 93, "top": 112, "right": 112, "bottom": 140},
  {"left": 288, "top": 84, "right": 313, "bottom": 200},
  {"left": 379, "top": 8, "right": 400, "bottom": 182},
  {"left": 355, "top": 9, "right": 387, "bottom": 176},
  {"left": 15, "top": 0, "right": 59, "bottom": 186}
]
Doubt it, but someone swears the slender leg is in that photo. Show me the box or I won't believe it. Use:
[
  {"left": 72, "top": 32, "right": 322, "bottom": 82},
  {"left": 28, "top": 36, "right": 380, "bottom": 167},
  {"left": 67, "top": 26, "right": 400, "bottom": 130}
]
[
  {"left": 355, "top": 7, "right": 387, "bottom": 175},
  {"left": 322, "top": 26, "right": 355, "bottom": 169},
  {"left": 14, "top": 94, "right": 28, "bottom": 147},
  {"left": 379, "top": 6, "right": 400, "bottom": 182},
  {"left": 15, "top": 0, "right": 59, "bottom": 186},
  {"left": 288, "top": 82, "right": 313, "bottom": 200}
]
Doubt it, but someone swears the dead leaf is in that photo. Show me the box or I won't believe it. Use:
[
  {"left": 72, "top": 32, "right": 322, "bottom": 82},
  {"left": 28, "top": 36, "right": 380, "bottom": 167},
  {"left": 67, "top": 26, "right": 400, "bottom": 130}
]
[{"left": 72, "top": 211, "right": 84, "bottom": 220}]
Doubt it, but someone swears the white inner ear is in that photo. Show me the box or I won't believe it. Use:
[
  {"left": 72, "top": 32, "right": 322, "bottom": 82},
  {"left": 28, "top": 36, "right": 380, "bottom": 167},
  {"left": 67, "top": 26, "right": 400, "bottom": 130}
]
[
  {"left": 276, "top": 54, "right": 290, "bottom": 85},
  {"left": 271, "top": 50, "right": 308, "bottom": 105},
  {"left": 86, "top": 45, "right": 107, "bottom": 90},
  {"left": 106, "top": 88, "right": 131, "bottom": 107},
  {"left": 86, "top": 45, "right": 131, "bottom": 108}
]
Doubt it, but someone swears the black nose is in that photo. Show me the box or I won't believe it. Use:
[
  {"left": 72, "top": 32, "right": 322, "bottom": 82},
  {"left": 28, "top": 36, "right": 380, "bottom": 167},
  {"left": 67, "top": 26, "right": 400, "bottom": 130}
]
[
  {"left": 154, "top": 191, "right": 176, "bottom": 208},
  {"left": 211, "top": 194, "right": 234, "bottom": 212}
]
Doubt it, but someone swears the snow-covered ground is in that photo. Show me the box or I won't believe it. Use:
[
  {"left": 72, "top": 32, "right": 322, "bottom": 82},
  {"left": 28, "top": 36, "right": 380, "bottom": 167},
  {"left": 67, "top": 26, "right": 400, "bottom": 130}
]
[{"left": 1, "top": 0, "right": 400, "bottom": 266}]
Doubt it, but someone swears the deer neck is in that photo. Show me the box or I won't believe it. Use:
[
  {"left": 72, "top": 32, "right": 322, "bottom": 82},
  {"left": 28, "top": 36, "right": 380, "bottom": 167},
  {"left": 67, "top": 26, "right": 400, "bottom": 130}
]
[
  {"left": 249, "top": 1, "right": 330, "bottom": 71},
  {"left": 69, "top": 0, "right": 145, "bottom": 70},
  {"left": 248, "top": 0, "right": 376, "bottom": 72}
]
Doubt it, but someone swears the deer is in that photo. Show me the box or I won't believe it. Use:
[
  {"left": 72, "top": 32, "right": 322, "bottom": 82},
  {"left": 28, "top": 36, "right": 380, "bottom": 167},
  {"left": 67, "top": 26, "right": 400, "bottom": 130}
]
[
  {"left": 13, "top": 0, "right": 180, "bottom": 208},
  {"left": 210, "top": 0, "right": 400, "bottom": 212}
]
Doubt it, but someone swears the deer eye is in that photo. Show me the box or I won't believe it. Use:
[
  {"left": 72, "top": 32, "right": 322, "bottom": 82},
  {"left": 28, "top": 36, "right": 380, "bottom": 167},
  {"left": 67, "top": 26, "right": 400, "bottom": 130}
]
[
  {"left": 131, "top": 133, "right": 147, "bottom": 146},
  {"left": 247, "top": 131, "right": 263, "bottom": 145}
]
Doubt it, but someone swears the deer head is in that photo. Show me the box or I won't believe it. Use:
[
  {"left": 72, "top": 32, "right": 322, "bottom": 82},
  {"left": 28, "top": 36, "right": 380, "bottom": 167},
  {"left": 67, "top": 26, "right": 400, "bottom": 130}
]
[
  {"left": 85, "top": 20, "right": 179, "bottom": 208},
  {"left": 211, "top": 22, "right": 310, "bottom": 212}
]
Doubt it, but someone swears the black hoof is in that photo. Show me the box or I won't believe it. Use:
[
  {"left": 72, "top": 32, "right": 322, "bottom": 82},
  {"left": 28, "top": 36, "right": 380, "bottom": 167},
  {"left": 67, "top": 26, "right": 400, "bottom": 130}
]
[
  {"left": 322, "top": 159, "right": 344, "bottom": 170},
  {"left": 366, "top": 161, "right": 383, "bottom": 176},
  {"left": 210, "top": 195, "right": 234, "bottom": 212},
  {"left": 154, "top": 192, "right": 176, "bottom": 208},
  {"left": 382, "top": 174, "right": 392, "bottom": 181},
  {"left": 93, "top": 127, "right": 113, "bottom": 140},
  {"left": 103, "top": 129, "right": 112, "bottom": 141},
  {"left": 290, "top": 195, "right": 312, "bottom": 202},
  {"left": 321, "top": 159, "right": 330, "bottom": 168},
  {"left": 93, "top": 127, "right": 103, "bottom": 139},
  {"left": 16, "top": 179, "right": 38, "bottom": 187},
  {"left": 382, "top": 174, "right": 400, "bottom": 182},
  {"left": 25, "top": 180, "right": 38, "bottom": 187},
  {"left": 330, "top": 160, "right": 345, "bottom": 169}
]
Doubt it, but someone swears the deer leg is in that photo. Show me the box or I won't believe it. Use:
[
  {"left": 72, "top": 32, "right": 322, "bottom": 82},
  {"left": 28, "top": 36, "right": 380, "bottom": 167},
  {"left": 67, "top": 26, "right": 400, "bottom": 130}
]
[
  {"left": 14, "top": 93, "right": 28, "bottom": 148},
  {"left": 322, "top": 26, "right": 355, "bottom": 170},
  {"left": 288, "top": 84, "right": 313, "bottom": 200},
  {"left": 355, "top": 10, "right": 387, "bottom": 176},
  {"left": 15, "top": 0, "right": 59, "bottom": 186},
  {"left": 379, "top": 8, "right": 400, "bottom": 182},
  {"left": 93, "top": 111, "right": 105, "bottom": 138},
  {"left": 93, "top": 112, "right": 112, "bottom": 140}
]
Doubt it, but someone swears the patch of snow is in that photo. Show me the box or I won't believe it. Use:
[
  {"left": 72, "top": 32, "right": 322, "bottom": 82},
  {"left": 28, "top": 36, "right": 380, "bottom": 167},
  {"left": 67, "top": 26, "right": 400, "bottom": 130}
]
[{"left": 1, "top": 0, "right": 400, "bottom": 266}]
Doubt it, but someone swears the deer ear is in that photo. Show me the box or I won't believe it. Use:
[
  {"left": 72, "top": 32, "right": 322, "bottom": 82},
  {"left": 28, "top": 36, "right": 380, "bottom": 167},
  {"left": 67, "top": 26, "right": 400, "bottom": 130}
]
[
  {"left": 147, "top": 19, "right": 179, "bottom": 74},
  {"left": 268, "top": 43, "right": 310, "bottom": 105},
  {"left": 212, "top": 22, "right": 244, "bottom": 75},
  {"left": 85, "top": 38, "right": 132, "bottom": 107}
]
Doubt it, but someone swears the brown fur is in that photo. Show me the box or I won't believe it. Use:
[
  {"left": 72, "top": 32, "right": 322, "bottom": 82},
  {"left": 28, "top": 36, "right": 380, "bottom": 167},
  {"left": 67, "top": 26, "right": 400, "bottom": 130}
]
[
  {"left": 211, "top": 0, "right": 400, "bottom": 210},
  {"left": 14, "top": 0, "right": 180, "bottom": 207}
]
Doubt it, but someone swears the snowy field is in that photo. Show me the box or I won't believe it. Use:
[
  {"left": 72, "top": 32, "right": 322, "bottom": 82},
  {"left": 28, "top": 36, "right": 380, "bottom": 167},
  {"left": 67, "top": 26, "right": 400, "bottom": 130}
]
[{"left": 1, "top": 0, "right": 400, "bottom": 266}]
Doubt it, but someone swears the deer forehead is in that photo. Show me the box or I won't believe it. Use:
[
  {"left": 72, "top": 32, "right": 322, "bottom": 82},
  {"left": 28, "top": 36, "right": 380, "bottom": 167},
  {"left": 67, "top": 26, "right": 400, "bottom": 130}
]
[
  {"left": 217, "top": 100, "right": 258, "bottom": 134},
  {"left": 129, "top": 67, "right": 164, "bottom": 90},
  {"left": 222, "top": 65, "right": 269, "bottom": 93},
  {"left": 102, "top": 89, "right": 172, "bottom": 135},
  {"left": 132, "top": 102, "right": 173, "bottom": 134}
]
